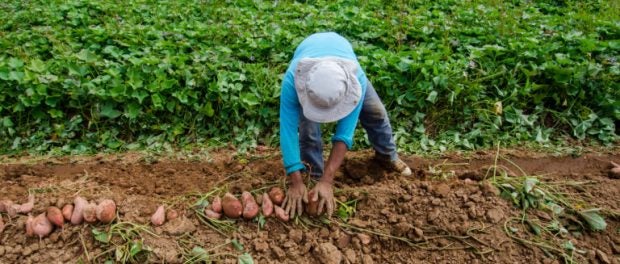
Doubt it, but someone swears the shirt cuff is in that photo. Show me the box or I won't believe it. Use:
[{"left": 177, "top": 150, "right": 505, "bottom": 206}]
[
  {"left": 285, "top": 163, "right": 306, "bottom": 175},
  {"left": 331, "top": 136, "right": 353, "bottom": 150}
]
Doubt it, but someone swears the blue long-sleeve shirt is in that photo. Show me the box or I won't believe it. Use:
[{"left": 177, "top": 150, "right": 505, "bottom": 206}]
[{"left": 279, "top": 32, "right": 368, "bottom": 175}]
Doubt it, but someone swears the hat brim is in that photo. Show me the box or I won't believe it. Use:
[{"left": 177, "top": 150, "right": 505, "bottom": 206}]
[{"left": 294, "top": 57, "right": 362, "bottom": 123}]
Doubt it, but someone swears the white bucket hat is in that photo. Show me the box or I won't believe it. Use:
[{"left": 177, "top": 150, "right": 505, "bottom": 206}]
[{"left": 294, "top": 57, "right": 362, "bottom": 123}]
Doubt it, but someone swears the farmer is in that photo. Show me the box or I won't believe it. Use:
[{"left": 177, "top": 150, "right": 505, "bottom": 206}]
[{"left": 280, "top": 32, "right": 412, "bottom": 218}]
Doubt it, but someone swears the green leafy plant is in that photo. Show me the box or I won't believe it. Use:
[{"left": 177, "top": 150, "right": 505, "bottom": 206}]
[
  {"left": 0, "top": 0, "right": 617, "bottom": 154},
  {"left": 91, "top": 222, "right": 155, "bottom": 263}
]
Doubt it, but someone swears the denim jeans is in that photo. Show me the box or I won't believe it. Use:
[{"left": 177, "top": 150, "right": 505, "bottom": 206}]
[{"left": 299, "top": 81, "right": 398, "bottom": 178}]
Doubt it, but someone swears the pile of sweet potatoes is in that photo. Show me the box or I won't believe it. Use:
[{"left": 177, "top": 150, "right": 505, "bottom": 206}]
[
  {"left": 0, "top": 194, "right": 117, "bottom": 238},
  {"left": 201, "top": 187, "right": 289, "bottom": 222}
]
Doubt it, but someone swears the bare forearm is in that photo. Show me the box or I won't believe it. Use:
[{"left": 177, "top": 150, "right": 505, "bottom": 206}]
[{"left": 322, "top": 141, "right": 347, "bottom": 183}]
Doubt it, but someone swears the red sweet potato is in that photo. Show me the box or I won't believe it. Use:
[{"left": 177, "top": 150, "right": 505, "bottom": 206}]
[
  {"left": 26, "top": 214, "right": 34, "bottom": 237},
  {"left": 262, "top": 193, "right": 274, "bottom": 217},
  {"left": 305, "top": 190, "right": 319, "bottom": 216},
  {"left": 269, "top": 187, "right": 285, "bottom": 206},
  {"left": 274, "top": 205, "right": 289, "bottom": 222},
  {"left": 47, "top": 206, "right": 64, "bottom": 228},
  {"left": 151, "top": 205, "right": 165, "bottom": 226},
  {"left": 0, "top": 215, "right": 5, "bottom": 233},
  {"left": 96, "top": 199, "right": 116, "bottom": 224},
  {"left": 221, "top": 193, "right": 242, "bottom": 218},
  {"left": 71, "top": 196, "right": 88, "bottom": 225},
  {"left": 18, "top": 194, "right": 35, "bottom": 213},
  {"left": 241, "top": 191, "right": 259, "bottom": 220},
  {"left": 82, "top": 202, "right": 98, "bottom": 223},
  {"left": 166, "top": 209, "right": 179, "bottom": 221},
  {"left": 62, "top": 204, "right": 74, "bottom": 221},
  {"left": 204, "top": 208, "right": 221, "bottom": 220},
  {"left": 211, "top": 196, "right": 222, "bottom": 213},
  {"left": 32, "top": 213, "right": 53, "bottom": 238}
]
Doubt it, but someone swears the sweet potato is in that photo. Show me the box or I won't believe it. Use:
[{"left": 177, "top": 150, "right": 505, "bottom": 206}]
[
  {"left": 241, "top": 191, "right": 259, "bottom": 220},
  {"left": 18, "top": 194, "right": 35, "bottom": 214},
  {"left": 269, "top": 187, "right": 285, "bottom": 206},
  {"left": 211, "top": 196, "right": 222, "bottom": 213},
  {"left": 221, "top": 193, "right": 242, "bottom": 218},
  {"left": 151, "top": 205, "right": 165, "bottom": 226},
  {"left": 274, "top": 205, "right": 289, "bottom": 222},
  {"left": 47, "top": 206, "right": 64, "bottom": 228},
  {"left": 0, "top": 215, "right": 4, "bottom": 233},
  {"left": 71, "top": 196, "right": 88, "bottom": 225},
  {"left": 204, "top": 208, "right": 221, "bottom": 220},
  {"left": 166, "top": 209, "right": 179, "bottom": 221},
  {"left": 83, "top": 202, "right": 98, "bottom": 223},
  {"left": 1, "top": 200, "right": 17, "bottom": 217},
  {"left": 262, "top": 193, "right": 273, "bottom": 217},
  {"left": 96, "top": 199, "right": 116, "bottom": 224},
  {"left": 0, "top": 200, "right": 9, "bottom": 213},
  {"left": 32, "top": 213, "right": 53, "bottom": 238},
  {"left": 305, "top": 190, "right": 319, "bottom": 216},
  {"left": 26, "top": 214, "right": 34, "bottom": 237},
  {"left": 62, "top": 204, "right": 74, "bottom": 221},
  {"left": 610, "top": 161, "right": 620, "bottom": 179}
]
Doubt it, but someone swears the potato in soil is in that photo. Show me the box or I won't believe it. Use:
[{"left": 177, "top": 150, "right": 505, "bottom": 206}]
[
  {"left": 32, "top": 213, "right": 53, "bottom": 238},
  {"left": 71, "top": 197, "right": 88, "bottom": 225},
  {"left": 222, "top": 193, "right": 243, "bottom": 218},
  {"left": 83, "top": 202, "right": 98, "bottom": 223},
  {"left": 151, "top": 205, "right": 166, "bottom": 226},
  {"left": 96, "top": 199, "right": 117, "bottom": 224},
  {"left": 269, "top": 187, "right": 285, "bottom": 206},
  {"left": 62, "top": 204, "right": 74, "bottom": 221},
  {"left": 306, "top": 190, "right": 319, "bottom": 216},
  {"left": 262, "top": 193, "right": 274, "bottom": 217},
  {"left": 47, "top": 207, "right": 64, "bottom": 228},
  {"left": 241, "top": 191, "right": 259, "bottom": 219}
]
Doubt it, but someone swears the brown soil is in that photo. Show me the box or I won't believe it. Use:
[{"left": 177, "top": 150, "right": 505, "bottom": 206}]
[{"left": 0, "top": 149, "right": 619, "bottom": 264}]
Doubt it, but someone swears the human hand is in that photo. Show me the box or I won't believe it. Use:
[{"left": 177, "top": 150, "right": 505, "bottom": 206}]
[
  {"left": 282, "top": 171, "right": 308, "bottom": 218},
  {"left": 310, "top": 180, "right": 335, "bottom": 218}
]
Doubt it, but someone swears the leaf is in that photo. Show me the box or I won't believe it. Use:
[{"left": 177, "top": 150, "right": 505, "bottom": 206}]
[
  {"left": 562, "top": 240, "right": 575, "bottom": 251},
  {"left": 523, "top": 177, "right": 538, "bottom": 193},
  {"left": 125, "top": 103, "right": 141, "bottom": 119},
  {"left": 240, "top": 92, "right": 259, "bottom": 106},
  {"left": 28, "top": 59, "right": 46, "bottom": 73},
  {"left": 129, "top": 241, "right": 143, "bottom": 257},
  {"left": 578, "top": 208, "right": 607, "bottom": 231},
  {"left": 100, "top": 103, "right": 122, "bottom": 119},
  {"left": 92, "top": 228, "right": 110, "bottom": 244},
  {"left": 191, "top": 246, "right": 209, "bottom": 261},
  {"left": 231, "top": 239, "right": 244, "bottom": 251},
  {"left": 238, "top": 253, "right": 254, "bottom": 264},
  {"left": 426, "top": 90, "right": 438, "bottom": 103},
  {"left": 8, "top": 57, "right": 24, "bottom": 68},
  {"left": 527, "top": 222, "right": 541, "bottom": 236}
]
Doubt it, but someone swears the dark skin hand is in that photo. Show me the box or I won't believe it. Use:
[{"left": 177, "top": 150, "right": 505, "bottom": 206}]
[{"left": 283, "top": 141, "right": 347, "bottom": 218}]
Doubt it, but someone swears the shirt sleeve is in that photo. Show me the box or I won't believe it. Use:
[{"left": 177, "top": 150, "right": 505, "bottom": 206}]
[{"left": 279, "top": 71, "right": 305, "bottom": 175}]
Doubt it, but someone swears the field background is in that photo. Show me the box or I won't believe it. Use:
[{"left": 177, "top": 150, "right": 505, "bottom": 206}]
[{"left": 0, "top": 0, "right": 618, "bottom": 155}]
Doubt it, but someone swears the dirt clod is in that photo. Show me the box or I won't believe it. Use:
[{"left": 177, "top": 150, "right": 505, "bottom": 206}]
[
  {"left": 357, "top": 233, "right": 371, "bottom": 245},
  {"left": 315, "top": 242, "right": 342, "bottom": 264},
  {"left": 162, "top": 217, "right": 196, "bottom": 235},
  {"left": 337, "top": 233, "right": 351, "bottom": 249},
  {"left": 433, "top": 183, "right": 451, "bottom": 198},
  {"left": 596, "top": 249, "right": 610, "bottom": 264},
  {"left": 288, "top": 229, "right": 303, "bottom": 243},
  {"left": 253, "top": 240, "right": 269, "bottom": 252},
  {"left": 485, "top": 208, "right": 504, "bottom": 224}
]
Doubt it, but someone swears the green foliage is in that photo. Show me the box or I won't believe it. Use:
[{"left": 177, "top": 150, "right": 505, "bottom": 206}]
[{"left": 0, "top": 0, "right": 617, "bottom": 154}]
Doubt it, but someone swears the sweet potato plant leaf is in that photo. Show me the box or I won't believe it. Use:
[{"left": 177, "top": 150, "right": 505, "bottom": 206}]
[
  {"left": 231, "top": 239, "right": 244, "bottom": 251},
  {"left": 191, "top": 246, "right": 209, "bottom": 261},
  {"left": 578, "top": 208, "right": 607, "bottom": 231},
  {"left": 100, "top": 104, "right": 122, "bottom": 119},
  {"left": 238, "top": 253, "right": 254, "bottom": 264},
  {"left": 523, "top": 177, "right": 538, "bottom": 193}
]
